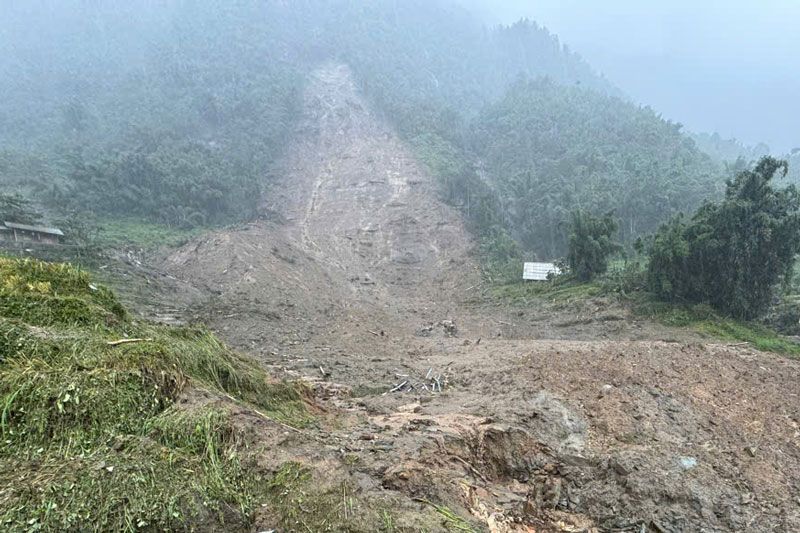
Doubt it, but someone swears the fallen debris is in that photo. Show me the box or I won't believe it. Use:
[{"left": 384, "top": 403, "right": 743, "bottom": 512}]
[
  {"left": 389, "top": 367, "right": 448, "bottom": 394},
  {"left": 106, "top": 338, "right": 153, "bottom": 346},
  {"left": 391, "top": 381, "right": 408, "bottom": 393},
  {"left": 451, "top": 455, "right": 489, "bottom": 483},
  {"left": 416, "top": 319, "right": 458, "bottom": 338}
]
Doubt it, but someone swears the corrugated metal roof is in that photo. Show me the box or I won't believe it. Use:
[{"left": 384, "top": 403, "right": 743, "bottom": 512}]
[
  {"left": 3, "top": 222, "right": 64, "bottom": 236},
  {"left": 523, "top": 262, "right": 561, "bottom": 281}
]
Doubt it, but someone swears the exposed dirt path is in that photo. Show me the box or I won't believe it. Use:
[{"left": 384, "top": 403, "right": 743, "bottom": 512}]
[{"left": 160, "top": 64, "right": 800, "bottom": 533}]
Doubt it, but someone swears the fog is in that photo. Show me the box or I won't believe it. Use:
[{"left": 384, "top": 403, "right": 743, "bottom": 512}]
[
  {"left": 462, "top": 0, "right": 800, "bottom": 153},
  {"left": 0, "top": 0, "right": 794, "bottom": 244}
]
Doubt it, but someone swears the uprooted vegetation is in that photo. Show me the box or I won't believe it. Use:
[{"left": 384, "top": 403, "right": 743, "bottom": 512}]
[{"left": 0, "top": 256, "right": 309, "bottom": 532}]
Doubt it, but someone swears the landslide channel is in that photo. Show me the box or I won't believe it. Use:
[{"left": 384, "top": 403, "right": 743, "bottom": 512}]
[{"left": 162, "top": 64, "right": 800, "bottom": 533}]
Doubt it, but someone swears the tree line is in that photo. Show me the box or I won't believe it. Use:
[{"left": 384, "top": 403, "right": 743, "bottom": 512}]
[{"left": 568, "top": 157, "right": 800, "bottom": 320}]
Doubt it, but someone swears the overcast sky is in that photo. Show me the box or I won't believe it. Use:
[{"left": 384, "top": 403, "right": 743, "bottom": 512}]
[{"left": 461, "top": 0, "right": 800, "bottom": 153}]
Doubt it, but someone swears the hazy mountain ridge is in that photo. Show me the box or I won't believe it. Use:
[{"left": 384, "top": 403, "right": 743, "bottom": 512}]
[
  {"left": 689, "top": 132, "right": 771, "bottom": 164},
  {"left": 1, "top": 0, "right": 725, "bottom": 254}
]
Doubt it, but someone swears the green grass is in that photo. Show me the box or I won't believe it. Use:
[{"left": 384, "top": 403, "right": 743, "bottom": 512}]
[
  {"left": 489, "top": 278, "right": 604, "bottom": 306},
  {"left": 0, "top": 255, "right": 309, "bottom": 532},
  {"left": 634, "top": 298, "right": 800, "bottom": 358},
  {"left": 0, "top": 256, "right": 126, "bottom": 329},
  {"left": 415, "top": 500, "right": 483, "bottom": 533},
  {"left": 487, "top": 262, "right": 800, "bottom": 358},
  {"left": 96, "top": 217, "right": 202, "bottom": 249},
  {"left": 1, "top": 408, "right": 266, "bottom": 532}
]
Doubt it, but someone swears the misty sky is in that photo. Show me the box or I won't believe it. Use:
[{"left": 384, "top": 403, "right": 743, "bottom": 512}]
[{"left": 463, "top": 0, "right": 800, "bottom": 153}]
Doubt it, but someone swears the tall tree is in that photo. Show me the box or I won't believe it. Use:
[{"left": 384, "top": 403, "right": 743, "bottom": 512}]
[
  {"left": 648, "top": 157, "right": 800, "bottom": 318},
  {"left": 567, "top": 210, "right": 621, "bottom": 281},
  {"left": 0, "top": 192, "right": 42, "bottom": 225}
]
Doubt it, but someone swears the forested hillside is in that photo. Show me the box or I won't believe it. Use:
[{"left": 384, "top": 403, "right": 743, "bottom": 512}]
[
  {"left": 471, "top": 80, "right": 722, "bottom": 257},
  {"left": 1, "top": 0, "right": 725, "bottom": 254},
  {"left": 1, "top": 2, "right": 311, "bottom": 228},
  {"left": 313, "top": 1, "right": 726, "bottom": 258}
]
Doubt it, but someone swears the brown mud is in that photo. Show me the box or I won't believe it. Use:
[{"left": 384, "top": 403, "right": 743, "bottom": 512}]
[{"left": 155, "top": 64, "right": 800, "bottom": 532}]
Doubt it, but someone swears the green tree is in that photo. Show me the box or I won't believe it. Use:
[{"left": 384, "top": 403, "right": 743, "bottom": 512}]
[
  {"left": 647, "top": 156, "right": 800, "bottom": 318},
  {"left": 567, "top": 210, "right": 621, "bottom": 281},
  {"left": 480, "top": 227, "right": 523, "bottom": 283},
  {"left": 645, "top": 216, "right": 691, "bottom": 299},
  {"left": 0, "top": 192, "right": 41, "bottom": 225}
]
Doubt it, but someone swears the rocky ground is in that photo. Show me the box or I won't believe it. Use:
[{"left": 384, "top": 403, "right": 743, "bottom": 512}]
[{"left": 149, "top": 63, "right": 800, "bottom": 532}]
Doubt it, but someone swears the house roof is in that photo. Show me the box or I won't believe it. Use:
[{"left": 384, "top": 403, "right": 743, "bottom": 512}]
[
  {"left": 523, "top": 262, "right": 561, "bottom": 281},
  {"left": 3, "top": 221, "right": 64, "bottom": 236}
]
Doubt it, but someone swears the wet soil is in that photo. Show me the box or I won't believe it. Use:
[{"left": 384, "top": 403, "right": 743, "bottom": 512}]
[{"left": 154, "top": 64, "right": 800, "bottom": 532}]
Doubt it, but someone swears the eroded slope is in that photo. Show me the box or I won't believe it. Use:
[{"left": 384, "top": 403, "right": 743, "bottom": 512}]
[{"left": 161, "top": 64, "right": 800, "bottom": 533}]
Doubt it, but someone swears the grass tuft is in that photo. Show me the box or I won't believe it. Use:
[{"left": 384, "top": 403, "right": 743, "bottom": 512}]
[
  {"left": 0, "top": 255, "right": 309, "bottom": 532},
  {"left": 415, "top": 499, "right": 483, "bottom": 532}
]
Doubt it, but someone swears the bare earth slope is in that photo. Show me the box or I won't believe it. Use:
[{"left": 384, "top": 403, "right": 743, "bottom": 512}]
[{"left": 162, "top": 64, "right": 800, "bottom": 532}]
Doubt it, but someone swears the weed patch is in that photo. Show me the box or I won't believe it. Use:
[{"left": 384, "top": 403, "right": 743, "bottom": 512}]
[
  {"left": 490, "top": 278, "right": 604, "bottom": 306},
  {"left": 416, "top": 499, "right": 483, "bottom": 532}
]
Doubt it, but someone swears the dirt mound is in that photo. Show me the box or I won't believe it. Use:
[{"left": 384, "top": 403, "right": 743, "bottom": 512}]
[{"left": 158, "top": 64, "right": 800, "bottom": 532}]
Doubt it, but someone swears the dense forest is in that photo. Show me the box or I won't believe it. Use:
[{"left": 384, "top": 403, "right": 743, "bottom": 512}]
[
  {"left": 470, "top": 80, "right": 722, "bottom": 257},
  {"left": 646, "top": 156, "right": 800, "bottom": 319},
  {"left": 1, "top": 0, "right": 729, "bottom": 257},
  {"left": 1, "top": 1, "right": 309, "bottom": 228}
]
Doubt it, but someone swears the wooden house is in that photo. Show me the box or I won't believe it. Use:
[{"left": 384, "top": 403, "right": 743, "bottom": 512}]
[{"left": 1, "top": 222, "right": 64, "bottom": 244}]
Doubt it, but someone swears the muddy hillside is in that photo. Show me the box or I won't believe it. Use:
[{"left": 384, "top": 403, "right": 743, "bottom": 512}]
[{"left": 162, "top": 64, "right": 800, "bottom": 532}]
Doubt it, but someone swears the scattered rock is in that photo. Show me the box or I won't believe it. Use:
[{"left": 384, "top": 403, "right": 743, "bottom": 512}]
[{"left": 611, "top": 457, "right": 632, "bottom": 476}]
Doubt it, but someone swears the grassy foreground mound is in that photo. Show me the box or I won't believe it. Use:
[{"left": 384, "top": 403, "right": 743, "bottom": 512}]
[{"left": 0, "top": 256, "right": 308, "bottom": 532}]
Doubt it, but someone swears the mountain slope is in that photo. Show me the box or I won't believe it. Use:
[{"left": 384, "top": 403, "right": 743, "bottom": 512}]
[{"left": 1, "top": 0, "right": 720, "bottom": 254}]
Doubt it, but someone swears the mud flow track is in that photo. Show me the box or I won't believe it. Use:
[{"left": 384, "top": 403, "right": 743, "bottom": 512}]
[{"left": 161, "top": 64, "right": 800, "bottom": 532}]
